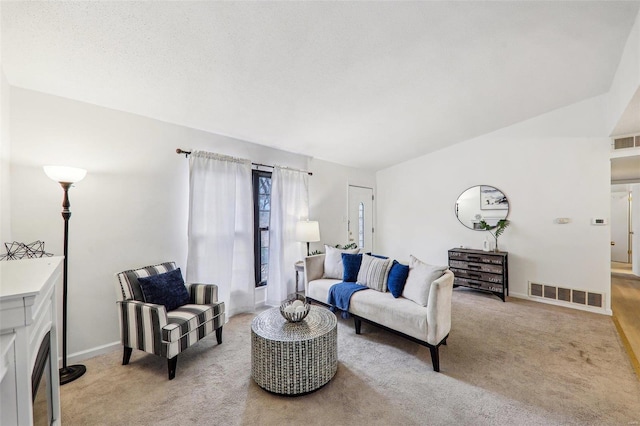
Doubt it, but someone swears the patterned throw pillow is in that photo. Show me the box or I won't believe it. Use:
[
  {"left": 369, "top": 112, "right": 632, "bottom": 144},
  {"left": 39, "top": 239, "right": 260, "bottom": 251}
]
[
  {"left": 357, "top": 253, "right": 392, "bottom": 292},
  {"left": 402, "top": 255, "right": 447, "bottom": 306},
  {"left": 323, "top": 245, "right": 360, "bottom": 279},
  {"left": 138, "top": 268, "right": 190, "bottom": 311}
]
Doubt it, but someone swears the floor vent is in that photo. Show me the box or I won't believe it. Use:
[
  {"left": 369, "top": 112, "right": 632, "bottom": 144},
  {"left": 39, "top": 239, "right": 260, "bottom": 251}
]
[
  {"left": 528, "top": 282, "right": 603, "bottom": 308},
  {"left": 612, "top": 134, "right": 640, "bottom": 150}
]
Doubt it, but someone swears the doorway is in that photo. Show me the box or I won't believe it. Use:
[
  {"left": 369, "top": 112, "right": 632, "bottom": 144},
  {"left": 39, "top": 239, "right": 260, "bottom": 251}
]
[
  {"left": 611, "top": 190, "right": 631, "bottom": 264},
  {"left": 348, "top": 185, "right": 374, "bottom": 252}
]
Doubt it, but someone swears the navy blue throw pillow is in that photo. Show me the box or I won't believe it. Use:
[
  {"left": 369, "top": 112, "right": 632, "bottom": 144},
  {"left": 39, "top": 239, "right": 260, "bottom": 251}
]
[
  {"left": 387, "top": 260, "right": 410, "bottom": 298},
  {"left": 366, "top": 252, "right": 389, "bottom": 259},
  {"left": 342, "top": 253, "right": 363, "bottom": 282},
  {"left": 138, "top": 268, "right": 190, "bottom": 311}
]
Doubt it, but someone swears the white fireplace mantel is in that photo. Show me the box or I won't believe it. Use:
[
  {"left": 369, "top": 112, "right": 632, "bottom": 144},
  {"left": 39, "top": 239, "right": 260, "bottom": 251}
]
[{"left": 1, "top": 257, "right": 63, "bottom": 425}]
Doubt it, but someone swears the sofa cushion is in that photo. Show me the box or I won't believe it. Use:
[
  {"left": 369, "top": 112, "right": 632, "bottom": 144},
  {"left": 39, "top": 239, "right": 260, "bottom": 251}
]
[
  {"left": 349, "top": 288, "right": 430, "bottom": 342},
  {"left": 323, "top": 245, "right": 360, "bottom": 279},
  {"left": 342, "top": 253, "right": 363, "bottom": 282},
  {"left": 308, "top": 278, "right": 342, "bottom": 303},
  {"left": 402, "top": 255, "right": 447, "bottom": 307},
  {"left": 138, "top": 268, "right": 190, "bottom": 311},
  {"left": 357, "top": 253, "right": 392, "bottom": 292},
  {"left": 387, "top": 260, "right": 410, "bottom": 298}
]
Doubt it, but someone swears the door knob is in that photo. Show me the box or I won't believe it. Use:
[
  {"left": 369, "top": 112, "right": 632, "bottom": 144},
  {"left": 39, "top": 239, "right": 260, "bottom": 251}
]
[{"left": 611, "top": 242, "right": 615, "bottom": 246}]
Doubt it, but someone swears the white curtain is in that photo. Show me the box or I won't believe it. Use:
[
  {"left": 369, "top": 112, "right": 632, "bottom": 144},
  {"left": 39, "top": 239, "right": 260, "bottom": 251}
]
[
  {"left": 187, "top": 151, "right": 255, "bottom": 318},
  {"left": 267, "top": 166, "right": 309, "bottom": 306}
]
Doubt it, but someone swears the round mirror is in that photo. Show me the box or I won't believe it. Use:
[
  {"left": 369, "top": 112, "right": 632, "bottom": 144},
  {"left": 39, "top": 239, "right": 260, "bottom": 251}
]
[{"left": 455, "top": 185, "right": 509, "bottom": 230}]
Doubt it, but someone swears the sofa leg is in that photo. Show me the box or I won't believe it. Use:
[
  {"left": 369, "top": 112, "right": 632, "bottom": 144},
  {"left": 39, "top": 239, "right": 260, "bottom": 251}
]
[
  {"left": 429, "top": 346, "right": 440, "bottom": 372},
  {"left": 353, "top": 317, "right": 362, "bottom": 335},
  {"left": 122, "top": 346, "right": 132, "bottom": 366},
  {"left": 216, "top": 326, "right": 223, "bottom": 344},
  {"left": 168, "top": 356, "right": 178, "bottom": 380}
]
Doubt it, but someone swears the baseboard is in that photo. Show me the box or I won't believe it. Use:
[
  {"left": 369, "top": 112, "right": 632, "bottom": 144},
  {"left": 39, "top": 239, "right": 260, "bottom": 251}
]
[
  {"left": 62, "top": 341, "right": 120, "bottom": 365},
  {"left": 509, "top": 292, "right": 612, "bottom": 316}
]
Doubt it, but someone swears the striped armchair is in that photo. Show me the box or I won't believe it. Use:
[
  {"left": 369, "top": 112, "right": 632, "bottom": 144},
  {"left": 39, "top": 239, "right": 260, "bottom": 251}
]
[{"left": 114, "top": 262, "right": 225, "bottom": 379}]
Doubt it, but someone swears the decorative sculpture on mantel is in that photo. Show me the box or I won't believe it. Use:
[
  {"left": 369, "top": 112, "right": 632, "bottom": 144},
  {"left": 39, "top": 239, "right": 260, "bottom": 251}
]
[{"left": 0, "top": 240, "right": 54, "bottom": 261}]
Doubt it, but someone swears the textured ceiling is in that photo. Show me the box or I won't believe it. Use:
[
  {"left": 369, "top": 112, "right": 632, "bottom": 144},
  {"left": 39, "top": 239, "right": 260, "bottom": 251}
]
[{"left": 2, "top": 1, "right": 639, "bottom": 171}]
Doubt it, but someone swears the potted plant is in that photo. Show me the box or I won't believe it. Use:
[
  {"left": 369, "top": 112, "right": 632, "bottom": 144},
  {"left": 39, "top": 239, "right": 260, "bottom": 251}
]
[{"left": 478, "top": 219, "right": 510, "bottom": 252}]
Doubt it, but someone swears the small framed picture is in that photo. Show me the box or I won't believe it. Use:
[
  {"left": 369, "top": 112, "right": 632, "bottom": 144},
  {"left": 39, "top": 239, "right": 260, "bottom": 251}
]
[{"left": 480, "top": 186, "right": 508, "bottom": 210}]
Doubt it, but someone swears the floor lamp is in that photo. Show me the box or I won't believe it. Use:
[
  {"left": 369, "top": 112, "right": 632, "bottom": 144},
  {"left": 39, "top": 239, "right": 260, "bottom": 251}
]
[{"left": 44, "top": 165, "right": 87, "bottom": 385}]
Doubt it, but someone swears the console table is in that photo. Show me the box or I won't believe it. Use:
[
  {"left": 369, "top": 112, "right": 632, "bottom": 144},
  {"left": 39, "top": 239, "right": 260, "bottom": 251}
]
[
  {"left": 448, "top": 248, "right": 508, "bottom": 302},
  {"left": 251, "top": 306, "right": 337, "bottom": 395},
  {"left": 1, "top": 257, "right": 63, "bottom": 425}
]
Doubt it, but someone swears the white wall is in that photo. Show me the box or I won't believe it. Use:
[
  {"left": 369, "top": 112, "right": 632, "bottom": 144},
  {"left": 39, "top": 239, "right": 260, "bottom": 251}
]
[
  {"left": 308, "top": 158, "right": 376, "bottom": 253},
  {"left": 607, "top": 8, "right": 640, "bottom": 134},
  {"left": 377, "top": 95, "right": 612, "bottom": 314},
  {"left": 9, "top": 88, "right": 364, "bottom": 360},
  {"left": 0, "top": 67, "right": 10, "bottom": 243}
]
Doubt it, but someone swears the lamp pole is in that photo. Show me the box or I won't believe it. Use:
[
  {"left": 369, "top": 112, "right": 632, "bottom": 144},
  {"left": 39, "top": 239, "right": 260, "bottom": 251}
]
[
  {"left": 44, "top": 165, "right": 88, "bottom": 385},
  {"left": 57, "top": 181, "right": 86, "bottom": 385}
]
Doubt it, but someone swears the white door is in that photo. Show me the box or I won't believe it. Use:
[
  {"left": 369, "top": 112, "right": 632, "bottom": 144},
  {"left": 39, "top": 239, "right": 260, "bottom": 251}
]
[
  {"left": 348, "top": 186, "right": 374, "bottom": 252},
  {"left": 611, "top": 191, "right": 630, "bottom": 263}
]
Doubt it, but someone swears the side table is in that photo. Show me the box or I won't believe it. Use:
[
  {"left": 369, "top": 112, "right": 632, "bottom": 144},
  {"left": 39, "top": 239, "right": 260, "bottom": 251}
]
[
  {"left": 251, "top": 306, "right": 337, "bottom": 395},
  {"left": 294, "top": 261, "right": 304, "bottom": 294}
]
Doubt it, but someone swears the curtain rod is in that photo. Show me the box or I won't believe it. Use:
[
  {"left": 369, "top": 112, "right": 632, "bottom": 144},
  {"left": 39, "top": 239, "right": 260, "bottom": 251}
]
[{"left": 176, "top": 149, "right": 312, "bottom": 176}]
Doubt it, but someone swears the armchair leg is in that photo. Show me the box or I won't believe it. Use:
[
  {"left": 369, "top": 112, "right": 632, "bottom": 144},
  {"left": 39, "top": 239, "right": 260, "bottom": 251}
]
[
  {"left": 216, "top": 326, "right": 223, "bottom": 344},
  {"left": 168, "top": 356, "right": 178, "bottom": 380},
  {"left": 122, "top": 347, "right": 132, "bottom": 365}
]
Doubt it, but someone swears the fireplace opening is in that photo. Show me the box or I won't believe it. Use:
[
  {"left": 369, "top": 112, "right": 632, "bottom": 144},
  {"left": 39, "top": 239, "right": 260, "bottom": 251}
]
[{"left": 32, "top": 331, "right": 52, "bottom": 425}]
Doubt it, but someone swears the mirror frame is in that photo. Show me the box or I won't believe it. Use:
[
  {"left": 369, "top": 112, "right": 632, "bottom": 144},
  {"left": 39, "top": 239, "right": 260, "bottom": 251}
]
[{"left": 455, "top": 185, "right": 509, "bottom": 231}]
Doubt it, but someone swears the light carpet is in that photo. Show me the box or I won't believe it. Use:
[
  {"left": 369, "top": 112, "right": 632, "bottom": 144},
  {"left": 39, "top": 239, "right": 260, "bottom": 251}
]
[{"left": 57, "top": 288, "right": 640, "bottom": 425}]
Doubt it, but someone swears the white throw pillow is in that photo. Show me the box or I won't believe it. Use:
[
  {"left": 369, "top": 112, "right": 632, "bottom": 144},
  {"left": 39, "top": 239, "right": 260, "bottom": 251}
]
[
  {"left": 402, "top": 255, "right": 448, "bottom": 306},
  {"left": 323, "top": 245, "right": 360, "bottom": 279},
  {"left": 357, "top": 253, "right": 392, "bottom": 292}
]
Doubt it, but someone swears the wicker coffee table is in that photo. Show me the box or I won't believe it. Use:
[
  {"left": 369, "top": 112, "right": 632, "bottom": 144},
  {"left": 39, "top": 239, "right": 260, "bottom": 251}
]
[{"left": 251, "top": 306, "right": 337, "bottom": 395}]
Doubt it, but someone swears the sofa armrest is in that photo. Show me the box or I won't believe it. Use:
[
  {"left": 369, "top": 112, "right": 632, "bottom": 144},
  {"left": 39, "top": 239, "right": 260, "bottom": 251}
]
[
  {"left": 117, "top": 300, "right": 168, "bottom": 354},
  {"left": 426, "top": 270, "right": 454, "bottom": 346},
  {"left": 188, "top": 283, "right": 219, "bottom": 304},
  {"left": 304, "top": 254, "right": 325, "bottom": 292}
]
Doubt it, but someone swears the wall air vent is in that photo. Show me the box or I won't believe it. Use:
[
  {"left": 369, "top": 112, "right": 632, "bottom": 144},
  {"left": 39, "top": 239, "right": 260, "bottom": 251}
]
[
  {"left": 612, "top": 133, "right": 640, "bottom": 150},
  {"left": 528, "top": 282, "right": 603, "bottom": 309}
]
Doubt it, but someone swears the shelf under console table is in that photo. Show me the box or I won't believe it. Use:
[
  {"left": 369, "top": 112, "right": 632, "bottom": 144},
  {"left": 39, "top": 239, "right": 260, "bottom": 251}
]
[
  {"left": 448, "top": 248, "right": 508, "bottom": 302},
  {"left": 1, "top": 257, "right": 63, "bottom": 425}
]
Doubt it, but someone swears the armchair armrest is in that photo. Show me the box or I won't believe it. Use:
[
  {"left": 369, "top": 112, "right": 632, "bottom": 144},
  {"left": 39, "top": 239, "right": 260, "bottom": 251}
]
[
  {"left": 426, "top": 270, "right": 454, "bottom": 346},
  {"left": 117, "top": 300, "right": 168, "bottom": 354},
  {"left": 303, "top": 255, "right": 325, "bottom": 292},
  {"left": 188, "top": 283, "right": 219, "bottom": 304}
]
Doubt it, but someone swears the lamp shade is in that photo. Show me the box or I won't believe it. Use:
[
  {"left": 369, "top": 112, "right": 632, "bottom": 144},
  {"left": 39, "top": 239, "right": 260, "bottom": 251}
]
[
  {"left": 295, "top": 220, "right": 320, "bottom": 242},
  {"left": 43, "top": 166, "right": 87, "bottom": 183}
]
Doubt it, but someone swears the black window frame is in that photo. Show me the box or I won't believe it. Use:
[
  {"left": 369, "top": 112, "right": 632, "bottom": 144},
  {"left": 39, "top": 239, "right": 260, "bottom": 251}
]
[{"left": 253, "top": 170, "right": 272, "bottom": 287}]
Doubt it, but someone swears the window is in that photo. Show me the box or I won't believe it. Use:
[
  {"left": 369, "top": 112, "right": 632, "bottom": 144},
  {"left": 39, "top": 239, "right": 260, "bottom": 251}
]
[
  {"left": 358, "top": 202, "right": 365, "bottom": 249},
  {"left": 253, "top": 170, "right": 272, "bottom": 287}
]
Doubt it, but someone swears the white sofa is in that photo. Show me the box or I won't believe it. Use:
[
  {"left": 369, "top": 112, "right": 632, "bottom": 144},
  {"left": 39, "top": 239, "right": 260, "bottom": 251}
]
[{"left": 303, "top": 254, "right": 454, "bottom": 372}]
